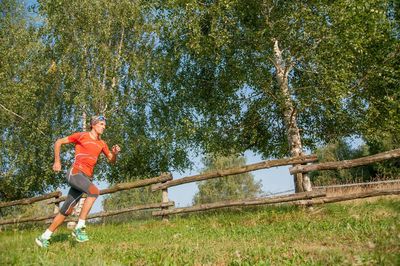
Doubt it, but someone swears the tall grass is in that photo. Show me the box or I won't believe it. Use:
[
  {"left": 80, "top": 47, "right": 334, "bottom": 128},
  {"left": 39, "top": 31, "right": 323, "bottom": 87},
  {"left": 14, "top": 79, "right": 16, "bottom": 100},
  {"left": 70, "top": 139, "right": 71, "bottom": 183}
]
[{"left": 1, "top": 197, "right": 399, "bottom": 265}]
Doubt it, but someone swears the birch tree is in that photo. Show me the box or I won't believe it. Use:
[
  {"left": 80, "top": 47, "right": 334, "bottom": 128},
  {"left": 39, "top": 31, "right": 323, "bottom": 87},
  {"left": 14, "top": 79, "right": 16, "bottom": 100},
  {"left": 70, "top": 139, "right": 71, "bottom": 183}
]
[{"left": 151, "top": 0, "right": 400, "bottom": 192}]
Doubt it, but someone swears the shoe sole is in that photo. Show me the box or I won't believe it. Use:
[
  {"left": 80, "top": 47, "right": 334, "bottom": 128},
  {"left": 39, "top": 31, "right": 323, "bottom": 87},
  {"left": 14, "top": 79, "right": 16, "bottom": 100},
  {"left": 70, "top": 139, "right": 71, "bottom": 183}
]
[
  {"left": 35, "top": 238, "right": 46, "bottom": 248},
  {"left": 71, "top": 231, "right": 89, "bottom": 243}
]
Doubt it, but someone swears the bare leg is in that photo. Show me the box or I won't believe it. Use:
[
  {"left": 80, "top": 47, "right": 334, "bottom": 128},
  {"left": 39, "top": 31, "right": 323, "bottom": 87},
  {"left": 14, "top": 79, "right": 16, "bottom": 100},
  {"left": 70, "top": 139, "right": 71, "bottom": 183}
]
[
  {"left": 48, "top": 213, "right": 67, "bottom": 232},
  {"left": 78, "top": 196, "right": 97, "bottom": 220}
]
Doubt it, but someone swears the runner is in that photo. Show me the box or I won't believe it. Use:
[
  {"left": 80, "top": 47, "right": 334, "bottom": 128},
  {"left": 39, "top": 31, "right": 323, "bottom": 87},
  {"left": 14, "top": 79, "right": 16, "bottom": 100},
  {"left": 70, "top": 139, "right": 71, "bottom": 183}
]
[{"left": 35, "top": 115, "right": 121, "bottom": 248}]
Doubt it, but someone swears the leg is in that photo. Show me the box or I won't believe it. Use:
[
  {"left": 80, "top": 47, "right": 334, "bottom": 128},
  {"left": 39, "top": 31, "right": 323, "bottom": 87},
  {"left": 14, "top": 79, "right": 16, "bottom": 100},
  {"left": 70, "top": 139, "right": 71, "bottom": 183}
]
[
  {"left": 79, "top": 196, "right": 97, "bottom": 220},
  {"left": 51, "top": 187, "right": 83, "bottom": 231},
  {"left": 36, "top": 187, "right": 82, "bottom": 248},
  {"left": 48, "top": 213, "right": 67, "bottom": 232},
  {"left": 67, "top": 170, "right": 100, "bottom": 221},
  {"left": 71, "top": 183, "right": 99, "bottom": 243}
]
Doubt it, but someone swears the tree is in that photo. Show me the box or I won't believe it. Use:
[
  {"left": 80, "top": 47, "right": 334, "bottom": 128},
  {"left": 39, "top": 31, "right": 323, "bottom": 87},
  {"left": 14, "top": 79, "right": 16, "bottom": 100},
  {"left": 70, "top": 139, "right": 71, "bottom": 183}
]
[
  {"left": 1, "top": 0, "right": 196, "bottom": 200},
  {"left": 193, "top": 155, "right": 263, "bottom": 204},
  {"left": 0, "top": 0, "right": 60, "bottom": 200},
  {"left": 150, "top": 0, "right": 400, "bottom": 192},
  {"left": 38, "top": 0, "right": 195, "bottom": 183}
]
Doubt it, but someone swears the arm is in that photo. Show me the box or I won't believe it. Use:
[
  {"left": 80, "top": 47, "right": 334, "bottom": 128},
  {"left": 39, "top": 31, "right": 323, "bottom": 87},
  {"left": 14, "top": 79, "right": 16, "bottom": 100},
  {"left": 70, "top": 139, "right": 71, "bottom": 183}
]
[
  {"left": 106, "top": 145, "right": 121, "bottom": 164},
  {"left": 53, "top": 137, "right": 73, "bottom": 172}
]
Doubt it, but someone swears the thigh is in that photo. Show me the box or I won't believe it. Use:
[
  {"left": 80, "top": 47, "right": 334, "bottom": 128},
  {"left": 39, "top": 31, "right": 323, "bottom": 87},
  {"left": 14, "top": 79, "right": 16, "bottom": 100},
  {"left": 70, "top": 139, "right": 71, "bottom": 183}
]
[
  {"left": 67, "top": 168, "right": 99, "bottom": 197},
  {"left": 67, "top": 168, "right": 92, "bottom": 194},
  {"left": 67, "top": 186, "right": 84, "bottom": 201}
]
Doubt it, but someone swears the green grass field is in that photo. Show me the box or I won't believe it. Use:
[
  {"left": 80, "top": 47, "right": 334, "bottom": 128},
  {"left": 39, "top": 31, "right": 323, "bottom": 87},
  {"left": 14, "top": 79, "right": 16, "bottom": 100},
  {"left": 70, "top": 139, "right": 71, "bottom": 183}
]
[{"left": 1, "top": 197, "right": 399, "bottom": 265}]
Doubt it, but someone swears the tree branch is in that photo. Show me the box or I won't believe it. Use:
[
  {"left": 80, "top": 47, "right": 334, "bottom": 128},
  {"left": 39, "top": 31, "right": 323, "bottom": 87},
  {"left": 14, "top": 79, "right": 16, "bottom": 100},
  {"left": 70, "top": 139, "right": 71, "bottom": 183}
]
[{"left": 0, "top": 103, "right": 46, "bottom": 136}]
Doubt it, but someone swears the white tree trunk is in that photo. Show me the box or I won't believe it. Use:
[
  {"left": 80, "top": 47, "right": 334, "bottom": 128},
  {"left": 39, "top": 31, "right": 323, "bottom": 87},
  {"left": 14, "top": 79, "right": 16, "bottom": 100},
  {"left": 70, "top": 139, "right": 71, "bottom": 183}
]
[{"left": 272, "top": 39, "right": 312, "bottom": 192}]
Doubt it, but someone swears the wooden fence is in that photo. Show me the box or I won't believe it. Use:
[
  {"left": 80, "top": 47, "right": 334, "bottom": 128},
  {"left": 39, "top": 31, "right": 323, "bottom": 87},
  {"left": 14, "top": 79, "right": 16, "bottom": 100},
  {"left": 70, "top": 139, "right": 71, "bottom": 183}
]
[{"left": 1, "top": 149, "right": 400, "bottom": 226}]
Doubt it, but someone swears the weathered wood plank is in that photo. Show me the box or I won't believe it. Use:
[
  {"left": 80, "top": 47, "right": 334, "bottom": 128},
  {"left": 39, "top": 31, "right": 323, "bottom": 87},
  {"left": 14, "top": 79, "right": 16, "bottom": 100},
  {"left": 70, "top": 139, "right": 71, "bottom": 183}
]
[
  {"left": 0, "top": 213, "right": 57, "bottom": 225},
  {"left": 293, "top": 189, "right": 400, "bottom": 206},
  {"left": 290, "top": 149, "right": 400, "bottom": 174},
  {"left": 152, "top": 154, "right": 318, "bottom": 191},
  {"left": 0, "top": 191, "right": 62, "bottom": 208},
  {"left": 0, "top": 201, "right": 174, "bottom": 226},
  {"left": 48, "top": 172, "right": 173, "bottom": 204},
  {"left": 100, "top": 173, "right": 172, "bottom": 195},
  {"left": 62, "top": 201, "right": 175, "bottom": 223},
  {"left": 313, "top": 179, "right": 400, "bottom": 189},
  {"left": 152, "top": 191, "right": 326, "bottom": 216}
]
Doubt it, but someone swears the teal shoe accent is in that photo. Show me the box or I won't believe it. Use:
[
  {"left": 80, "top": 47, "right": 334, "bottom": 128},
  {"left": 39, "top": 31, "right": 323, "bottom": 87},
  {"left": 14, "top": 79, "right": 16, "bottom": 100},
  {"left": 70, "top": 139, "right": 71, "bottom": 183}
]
[
  {"left": 35, "top": 236, "right": 50, "bottom": 248},
  {"left": 72, "top": 226, "right": 89, "bottom": 242}
]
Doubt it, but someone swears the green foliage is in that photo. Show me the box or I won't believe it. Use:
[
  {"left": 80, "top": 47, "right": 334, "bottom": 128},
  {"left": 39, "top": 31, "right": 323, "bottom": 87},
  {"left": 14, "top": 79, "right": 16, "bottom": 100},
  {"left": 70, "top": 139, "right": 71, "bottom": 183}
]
[
  {"left": 310, "top": 139, "right": 374, "bottom": 186},
  {"left": 193, "top": 154, "right": 263, "bottom": 204},
  {"left": 0, "top": 0, "right": 61, "bottom": 200},
  {"left": 365, "top": 133, "right": 400, "bottom": 178},
  {"left": 1, "top": 0, "right": 195, "bottom": 200},
  {"left": 311, "top": 135, "right": 400, "bottom": 186},
  {"left": 151, "top": 0, "right": 400, "bottom": 157},
  {"left": 36, "top": 0, "right": 196, "bottom": 183},
  {"left": 2, "top": 0, "right": 399, "bottom": 200}
]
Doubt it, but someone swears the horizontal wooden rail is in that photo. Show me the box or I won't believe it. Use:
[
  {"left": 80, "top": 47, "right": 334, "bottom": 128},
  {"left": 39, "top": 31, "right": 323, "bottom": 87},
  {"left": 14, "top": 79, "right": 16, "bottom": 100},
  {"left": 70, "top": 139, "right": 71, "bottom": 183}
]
[
  {"left": 294, "top": 189, "right": 400, "bottom": 206},
  {"left": 314, "top": 179, "right": 400, "bottom": 190},
  {"left": 0, "top": 213, "right": 57, "bottom": 226},
  {"left": 100, "top": 172, "right": 172, "bottom": 195},
  {"left": 152, "top": 154, "right": 318, "bottom": 191},
  {"left": 0, "top": 201, "right": 174, "bottom": 226},
  {"left": 290, "top": 148, "right": 400, "bottom": 174},
  {"left": 152, "top": 191, "right": 325, "bottom": 216},
  {"left": 0, "top": 191, "right": 62, "bottom": 209},
  {"left": 48, "top": 172, "right": 173, "bottom": 204}
]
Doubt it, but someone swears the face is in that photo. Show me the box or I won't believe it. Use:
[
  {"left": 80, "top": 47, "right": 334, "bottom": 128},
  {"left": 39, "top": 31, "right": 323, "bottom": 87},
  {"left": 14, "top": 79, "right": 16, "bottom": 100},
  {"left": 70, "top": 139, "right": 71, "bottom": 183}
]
[{"left": 92, "top": 121, "right": 106, "bottom": 135}]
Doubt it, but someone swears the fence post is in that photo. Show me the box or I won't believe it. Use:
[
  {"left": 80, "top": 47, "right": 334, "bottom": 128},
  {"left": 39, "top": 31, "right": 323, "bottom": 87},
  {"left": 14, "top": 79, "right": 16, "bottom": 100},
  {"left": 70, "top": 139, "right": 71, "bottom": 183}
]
[
  {"left": 161, "top": 173, "right": 172, "bottom": 221},
  {"left": 47, "top": 191, "right": 60, "bottom": 224},
  {"left": 53, "top": 191, "right": 60, "bottom": 215}
]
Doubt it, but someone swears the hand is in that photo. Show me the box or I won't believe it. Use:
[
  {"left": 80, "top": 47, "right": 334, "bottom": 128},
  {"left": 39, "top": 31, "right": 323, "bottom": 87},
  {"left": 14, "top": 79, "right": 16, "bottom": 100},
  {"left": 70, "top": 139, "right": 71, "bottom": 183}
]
[
  {"left": 53, "top": 161, "right": 61, "bottom": 172},
  {"left": 112, "top": 144, "right": 121, "bottom": 155}
]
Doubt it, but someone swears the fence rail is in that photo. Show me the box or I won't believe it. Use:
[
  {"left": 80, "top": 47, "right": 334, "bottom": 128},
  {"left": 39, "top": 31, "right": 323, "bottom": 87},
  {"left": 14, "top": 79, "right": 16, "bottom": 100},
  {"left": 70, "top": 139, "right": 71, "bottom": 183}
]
[
  {"left": 152, "top": 154, "right": 318, "bottom": 191},
  {"left": 313, "top": 179, "right": 400, "bottom": 190},
  {"left": 152, "top": 191, "right": 326, "bottom": 216},
  {"left": 47, "top": 172, "right": 173, "bottom": 205},
  {"left": 294, "top": 188, "right": 400, "bottom": 206},
  {"left": 1, "top": 150, "right": 399, "bottom": 226},
  {"left": 0, "top": 191, "right": 61, "bottom": 209},
  {"left": 289, "top": 148, "right": 400, "bottom": 174},
  {"left": 0, "top": 201, "right": 175, "bottom": 226}
]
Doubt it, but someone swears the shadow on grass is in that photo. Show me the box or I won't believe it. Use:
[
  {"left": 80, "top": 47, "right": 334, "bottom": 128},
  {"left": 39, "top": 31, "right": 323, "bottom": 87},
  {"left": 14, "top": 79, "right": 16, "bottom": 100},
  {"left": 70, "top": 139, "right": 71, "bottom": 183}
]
[
  {"left": 51, "top": 233, "right": 70, "bottom": 243},
  {"left": 51, "top": 233, "right": 90, "bottom": 248}
]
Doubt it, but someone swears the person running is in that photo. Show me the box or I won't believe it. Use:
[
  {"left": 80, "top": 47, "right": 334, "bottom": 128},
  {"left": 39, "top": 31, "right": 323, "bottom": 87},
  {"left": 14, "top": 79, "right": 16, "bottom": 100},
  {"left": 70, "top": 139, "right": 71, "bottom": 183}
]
[{"left": 35, "top": 115, "right": 121, "bottom": 248}]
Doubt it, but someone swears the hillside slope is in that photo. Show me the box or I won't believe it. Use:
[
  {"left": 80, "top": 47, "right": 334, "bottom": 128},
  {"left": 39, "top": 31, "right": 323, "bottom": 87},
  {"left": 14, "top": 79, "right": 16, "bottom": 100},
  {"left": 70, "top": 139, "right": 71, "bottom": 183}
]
[{"left": 1, "top": 197, "right": 399, "bottom": 265}]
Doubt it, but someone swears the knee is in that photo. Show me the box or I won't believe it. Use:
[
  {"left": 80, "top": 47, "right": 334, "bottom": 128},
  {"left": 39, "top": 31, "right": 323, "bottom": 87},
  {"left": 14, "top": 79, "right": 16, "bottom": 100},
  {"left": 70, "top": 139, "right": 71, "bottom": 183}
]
[
  {"left": 87, "top": 184, "right": 100, "bottom": 198},
  {"left": 59, "top": 205, "right": 74, "bottom": 216}
]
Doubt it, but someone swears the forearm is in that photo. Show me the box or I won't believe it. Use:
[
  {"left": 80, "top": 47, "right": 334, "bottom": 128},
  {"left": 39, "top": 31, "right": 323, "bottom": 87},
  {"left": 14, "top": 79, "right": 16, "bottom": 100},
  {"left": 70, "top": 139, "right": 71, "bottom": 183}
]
[
  {"left": 54, "top": 140, "right": 62, "bottom": 162},
  {"left": 109, "top": 152, "right": 117, "bottom": 164}
]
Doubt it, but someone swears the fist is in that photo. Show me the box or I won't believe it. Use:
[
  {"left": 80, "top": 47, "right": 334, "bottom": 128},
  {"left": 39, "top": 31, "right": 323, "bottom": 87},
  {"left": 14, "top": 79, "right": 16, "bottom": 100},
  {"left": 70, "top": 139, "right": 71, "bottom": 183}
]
[
  {"left": 53, "top": 161, "right": 61, "bottom": 172},
  {"left": 112, "top": 145, "right": 121, "bottom": 155}
]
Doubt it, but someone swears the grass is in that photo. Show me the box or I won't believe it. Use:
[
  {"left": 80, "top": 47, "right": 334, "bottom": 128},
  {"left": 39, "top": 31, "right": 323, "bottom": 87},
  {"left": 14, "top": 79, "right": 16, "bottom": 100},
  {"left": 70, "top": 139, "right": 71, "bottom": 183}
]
[{"left": 1, "top": 197, "right": 399, "bottom": 265}]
